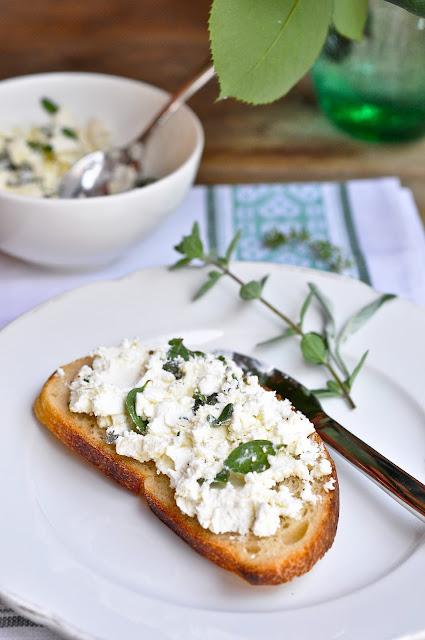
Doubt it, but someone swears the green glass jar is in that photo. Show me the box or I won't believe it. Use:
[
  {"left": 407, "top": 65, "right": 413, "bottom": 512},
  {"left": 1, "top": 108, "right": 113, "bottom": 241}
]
[{"left": 312, "top": 1, "right": 425, "bottom": 142}]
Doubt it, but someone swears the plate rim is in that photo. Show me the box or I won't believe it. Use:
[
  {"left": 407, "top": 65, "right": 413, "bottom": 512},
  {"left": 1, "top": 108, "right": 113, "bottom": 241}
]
[
  {"left": 1, "top": 262, "right": 424, "bottom": 640},
  {"left": 2, "top": 261, "right": 424, "bottom": 341}
]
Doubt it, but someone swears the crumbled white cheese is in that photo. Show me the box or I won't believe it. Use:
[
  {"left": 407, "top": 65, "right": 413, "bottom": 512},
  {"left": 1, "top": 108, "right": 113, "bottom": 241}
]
[
  {"left": 0, "top": 100, "right": 151, "bottom": 198},
  {"left": 323, "top": 477, "right": 336, "bottom": 492},
  {"left": 69, "top": 339, "right": 334, "bottom": 538},
  {"left": 0, "top": 105, "right": 111, "bottom": 198}
]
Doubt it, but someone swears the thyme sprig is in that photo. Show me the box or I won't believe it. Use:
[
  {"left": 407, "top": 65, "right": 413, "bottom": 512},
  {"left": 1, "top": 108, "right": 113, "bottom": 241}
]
[
  {"left": 170, "top": 223, "right": 395, "bottom": 410},
  {"left": 263, "top": 227, "right": 352, "bottom": 274}
]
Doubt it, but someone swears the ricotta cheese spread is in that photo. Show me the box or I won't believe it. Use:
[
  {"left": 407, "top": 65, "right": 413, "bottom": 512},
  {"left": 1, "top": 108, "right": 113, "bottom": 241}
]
[
  {"left": 69, "top": 338, "right": 334, "bottom": 538},
  {"left": 0, "top": 96, "right": 153, "bottom": 198}
]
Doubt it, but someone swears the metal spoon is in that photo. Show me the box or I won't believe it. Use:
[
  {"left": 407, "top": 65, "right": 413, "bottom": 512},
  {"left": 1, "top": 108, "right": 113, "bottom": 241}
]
[
  {"left": 218, "top": 350, "right": 425, "bottom": 524},
  {"left": 59, "top": 60, "right": 215, "bottom": 198}
]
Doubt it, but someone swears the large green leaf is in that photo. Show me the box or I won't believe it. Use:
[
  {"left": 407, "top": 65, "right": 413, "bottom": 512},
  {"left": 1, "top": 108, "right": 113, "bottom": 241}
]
[
  {"left": 384, "top": 0, "right": 425, "bottom": 16},
  {"left": 209, "top": 0, "right": 333, "bottom": 105},
  {"left": 333, "top": 0, "right": 369, "bottom": 40}
]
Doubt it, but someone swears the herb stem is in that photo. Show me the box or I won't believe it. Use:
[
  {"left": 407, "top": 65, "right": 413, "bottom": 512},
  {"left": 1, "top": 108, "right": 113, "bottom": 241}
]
[
  {"left": 257, "top": 294, "right": 302, "bottom": 336},
  {"left": 324, "top": 362, "right": 356, "bottom": 409},
  {"left": 207, "top": 258, "right": 356, "bottom": 409},
  {"left": 209, "top": 260, "right": 302, "bottom": 336}
]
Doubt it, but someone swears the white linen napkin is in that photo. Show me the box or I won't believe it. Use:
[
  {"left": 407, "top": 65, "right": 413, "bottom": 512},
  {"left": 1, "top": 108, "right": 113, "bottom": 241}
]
[
  {"left": 0, "top": 177, "right": 424, "bottom": 335},
  {"left": 0, "top": 177, "right": 424, "bottom": 638}
]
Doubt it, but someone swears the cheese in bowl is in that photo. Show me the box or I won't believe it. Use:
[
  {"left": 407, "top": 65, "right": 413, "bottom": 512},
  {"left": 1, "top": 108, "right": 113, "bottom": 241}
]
[
  {"left": 68, "top": 338, "right": 336, "bottom": 538},
  {"left": 0, "top": 96, "right": 150, "bottom": 198}
]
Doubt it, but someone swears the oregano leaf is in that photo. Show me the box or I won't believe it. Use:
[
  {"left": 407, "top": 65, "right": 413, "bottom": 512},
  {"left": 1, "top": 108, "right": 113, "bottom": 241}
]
[
  {"left": 193, "top": 270, "right": 222, "bottom": 301},
  {"left": 167, "top": 338, "right": 191, "bottom": 361},
  {"left": 225, "top": 230, "right": 241, "bottom": 264},
  {"left": 308, "top": 281, "right": 350, "bottom": 376},
  {"left": 166, "top": 338, "right": 205, "bottom": 362},
  {"left": 41, "top": 96, "right": 59, "bottom": 114},
  {"left": 214, "top": 440, "right": 276, "bottom": 483},
  {"left": 240, "top": 275, "right": 269, "bottom": 300},
  {"left": 211, "top": 403, "right": 234, "bottom": 427},
  {"left": 307, "top": 282, "right": 336, "bottom": 338},
  {"left": 257, "top": 327, "right": 297, "bottom": 347},
  {"left": 326, "top": 379, "right": 342, "bottom": 395},
  {"left": 337, "top": 294, "right": 396, "bottom": 347},
  {"left": 299, "top": 290, "right": 313, "bottom": 328},
  {"left": 301, "top": 332, "right": 328, "bottom": 365},
  {"left": 174, "top": 222, "right": 204, "bottom": 259},
  {"left": 346, "top": 350, "right": 369, "bottom": 390},
  {"left": 311, "top": 388, "right": 341, "bottom": 399},
  {"left": 62, "top": 127, "right": 78, "bottom": 139},
  {"left": 27, "top": 140, "right": 53, "bottom": 154},
  {"left": 169, "top": 257, "right": 192, "bottom": 271},
  {"left": 125, "top": 380, "right": 150, "bottom": 434}
]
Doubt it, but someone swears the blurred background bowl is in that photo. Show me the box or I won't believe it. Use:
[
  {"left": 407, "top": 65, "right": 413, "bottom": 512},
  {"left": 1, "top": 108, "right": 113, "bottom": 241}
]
[{"left": 0, "top": 72, "right": 204, "bottom": 269}]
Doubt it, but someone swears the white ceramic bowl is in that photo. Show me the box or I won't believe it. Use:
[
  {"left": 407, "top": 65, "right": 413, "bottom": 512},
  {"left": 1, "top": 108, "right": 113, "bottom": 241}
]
[{"left": 0, "top": 72, "right": 204, "bottom": 269}]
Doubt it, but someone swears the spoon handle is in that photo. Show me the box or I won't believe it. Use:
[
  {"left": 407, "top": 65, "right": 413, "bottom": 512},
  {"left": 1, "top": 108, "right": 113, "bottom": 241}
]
[
  {"left": 314, "top": 412, "right": 425, "bottom": 523},
  {"left": 138, "top": 59, "right": 215, "bottom": 143}
]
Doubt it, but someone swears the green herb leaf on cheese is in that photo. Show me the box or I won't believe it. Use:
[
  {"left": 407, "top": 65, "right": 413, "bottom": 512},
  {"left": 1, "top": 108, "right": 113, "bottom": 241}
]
[
  {"left": 163, "top": 338, "right": 205, "bottom": 380},
  {"left": 41, "top": 97, "right": 59, "bottom": 114},
  {"left": 163, "top": 360, "right": 183, "bottom": 379},
  {"left": 193, "top": 390, "right": 218, "bottom": 412},
  {"left": 27, "top": 140, "right": 53, "bottom": 154},
  {"left": 211, "top": 402, "right": 233, "bottom": 427},
  {"left": 61, "top": 126, "right": 78, "bottom": 139},
  {"left": 125, "top": 380, "right": 150, "bottom": 435},
  {"left": 167, "top": 338, "right": 192, "bottom": 361},
  {"left": 167, "top": 338, "right": 205, "bottom": 362},
  {"left": 214, "top": 439, "right": 276, "bottom": 483},
  {"left": 311, "top": 388, "right": 341, "bottom": 399}
]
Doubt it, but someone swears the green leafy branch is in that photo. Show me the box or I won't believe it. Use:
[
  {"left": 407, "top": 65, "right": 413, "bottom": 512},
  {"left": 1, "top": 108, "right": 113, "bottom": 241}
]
[
  {"left": 209, "top": 0, "right": 425, "bottom": 105},
  {"left": 170, "top": 223, "right": 395, "bottom": 410}
]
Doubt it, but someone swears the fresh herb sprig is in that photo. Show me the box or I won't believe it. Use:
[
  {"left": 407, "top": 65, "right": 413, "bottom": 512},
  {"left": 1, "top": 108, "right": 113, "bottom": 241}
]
[
  {"left": 263, "top": 227, "right": 352, "bottom": 274},
  {"left": 163, "top": 338, "right": 205, "bottom": 379},
  {"left": 27, "top": 140, "right": 54, "bottom": 155},
  {"left": 170, "top": 223, "right": 395, "bottom": 409}
]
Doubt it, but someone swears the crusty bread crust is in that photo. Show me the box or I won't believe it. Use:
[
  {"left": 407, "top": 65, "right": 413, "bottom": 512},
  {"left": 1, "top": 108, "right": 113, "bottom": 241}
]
[{"left": 34, "top": 357, "right": 339, "bottom": 585}]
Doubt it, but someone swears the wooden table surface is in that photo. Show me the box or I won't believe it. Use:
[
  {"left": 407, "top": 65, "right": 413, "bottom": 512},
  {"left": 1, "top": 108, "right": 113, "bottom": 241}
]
[{"left": 1, "top": 0, "right": 424, "bottom": 220}]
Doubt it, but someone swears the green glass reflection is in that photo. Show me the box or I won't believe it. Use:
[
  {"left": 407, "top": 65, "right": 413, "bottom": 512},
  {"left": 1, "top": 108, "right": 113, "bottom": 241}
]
[{"left": 312, "top": 2, "right": 425, "bottom": 142}]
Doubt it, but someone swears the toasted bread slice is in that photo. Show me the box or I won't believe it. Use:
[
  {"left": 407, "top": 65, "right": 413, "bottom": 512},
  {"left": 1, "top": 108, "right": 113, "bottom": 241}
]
[{"left": 34, "top": 357, "right": 339, "bottom": 585}]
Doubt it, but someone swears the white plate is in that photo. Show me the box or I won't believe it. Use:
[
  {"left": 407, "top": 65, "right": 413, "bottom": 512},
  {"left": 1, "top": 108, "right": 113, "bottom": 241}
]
[{"left": 0, "top": 263, "right": 424, "bottom": 640}]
